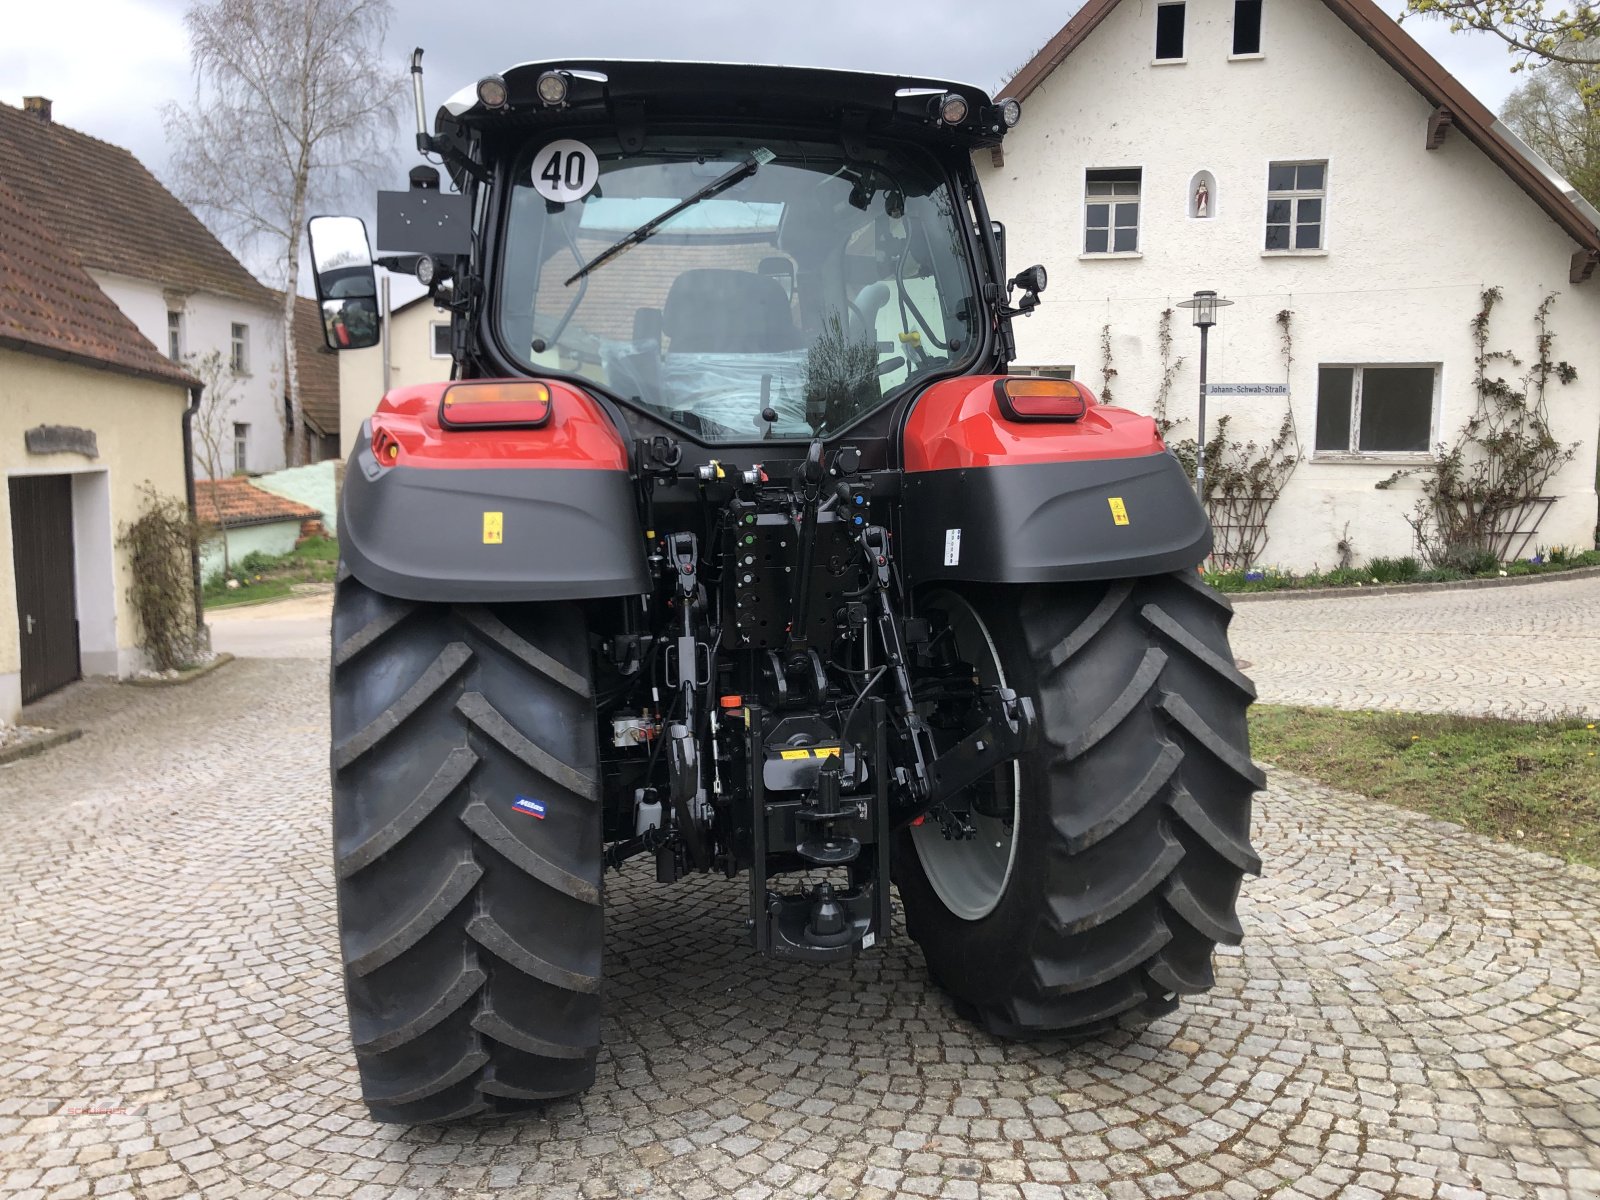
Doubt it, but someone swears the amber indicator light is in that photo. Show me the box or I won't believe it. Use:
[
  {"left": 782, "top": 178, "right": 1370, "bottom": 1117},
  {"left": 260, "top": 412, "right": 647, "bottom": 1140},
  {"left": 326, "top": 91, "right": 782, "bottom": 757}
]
[
  {"left": 440, "top": 381, "right": 554, "bottom": 428},
  {"left": 994, "top": 377, "right": 1093, "bottom": 422}
]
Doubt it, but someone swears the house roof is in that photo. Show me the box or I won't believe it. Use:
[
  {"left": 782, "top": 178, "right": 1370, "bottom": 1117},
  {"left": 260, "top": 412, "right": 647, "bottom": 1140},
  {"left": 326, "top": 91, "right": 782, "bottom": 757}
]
[
  {"left": 999, "top": 0, "right": 1600, "bottom": 264},
  {"left": 0, "top": 101, "right": 277, "bottom": 307},
  {"left": 0, "top": 183, "right": 197, "bottom": 388},
  {"left": 195, "top": 476, "right": 321, "bottom": 528},
  {"left": 291, "top": 296, "right": 340, "bottom": 439}
]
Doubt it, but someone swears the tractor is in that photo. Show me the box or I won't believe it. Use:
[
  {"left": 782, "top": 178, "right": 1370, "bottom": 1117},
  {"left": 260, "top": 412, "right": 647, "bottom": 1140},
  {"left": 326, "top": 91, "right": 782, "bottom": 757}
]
[{"left": 310, "top": 55, "right": 1263, "bottom": 1124}]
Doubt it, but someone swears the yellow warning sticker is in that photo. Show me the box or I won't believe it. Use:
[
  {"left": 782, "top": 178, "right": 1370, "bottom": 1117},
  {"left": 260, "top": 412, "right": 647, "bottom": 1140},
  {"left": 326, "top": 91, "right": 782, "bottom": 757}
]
[
  {"left": 815, "top": 746, "right": 841, "bottom": 758},
  {"left": 1108, "top": 496, "right": 1130, "bottom": 526},
  {"left": 779, "top": 749, "right": 813, "bottom": 760},
  {"left": 483, "top": 511, "right": 504, "bottom": 544}
]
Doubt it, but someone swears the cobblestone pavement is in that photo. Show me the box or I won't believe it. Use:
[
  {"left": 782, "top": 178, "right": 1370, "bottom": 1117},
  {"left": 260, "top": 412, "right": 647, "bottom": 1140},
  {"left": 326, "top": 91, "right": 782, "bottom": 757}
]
[
  {"left": 3, "top": 661, "right": 1599, "bottom": 1200},
  {"left": 1228, "top": 574, "right": 1600, "bottom": 719}
]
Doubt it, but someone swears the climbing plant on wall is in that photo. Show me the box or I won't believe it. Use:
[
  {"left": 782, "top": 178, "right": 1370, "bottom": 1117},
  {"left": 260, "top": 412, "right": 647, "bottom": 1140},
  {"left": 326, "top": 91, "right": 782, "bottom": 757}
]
[
  {"left": 1378, "top": 287, "right": 1578, "bottom": 565},
  {"left": 1099, "top": 323, "right": 1118, "bottom": 405},
  {"left": 1164, "top": 308, "right": 1301, "bottom": 570}
]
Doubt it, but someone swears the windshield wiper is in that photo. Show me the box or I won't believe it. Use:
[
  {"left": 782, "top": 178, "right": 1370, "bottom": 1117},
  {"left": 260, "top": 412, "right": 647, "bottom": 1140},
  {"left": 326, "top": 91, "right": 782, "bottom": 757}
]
[{"left": 564, "top": 147, "right": 775, "bottom": 286}]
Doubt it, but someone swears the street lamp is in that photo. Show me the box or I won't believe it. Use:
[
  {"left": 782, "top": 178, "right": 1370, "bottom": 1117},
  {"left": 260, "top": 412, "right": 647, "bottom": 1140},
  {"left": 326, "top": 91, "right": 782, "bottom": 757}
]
[{"left": 1175, "top": 289, "right": 1233, "bottom": 493}]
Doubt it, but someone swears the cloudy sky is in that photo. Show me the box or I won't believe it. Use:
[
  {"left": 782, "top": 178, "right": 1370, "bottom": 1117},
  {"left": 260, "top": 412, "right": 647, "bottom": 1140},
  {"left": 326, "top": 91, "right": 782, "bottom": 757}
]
[
  {"left": 3, "top": 0, "right": 1524, "bottom": 272},
  {"left": 6, "top": 0, "right": 1528, "bottom": 166}
]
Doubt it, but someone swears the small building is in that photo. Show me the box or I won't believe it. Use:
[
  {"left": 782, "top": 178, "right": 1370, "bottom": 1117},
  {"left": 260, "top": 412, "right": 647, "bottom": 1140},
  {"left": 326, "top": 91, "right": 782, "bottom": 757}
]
[
  {"left": 338, "top": 293, "right": 453, "bottom": 460},
  {"left": 194, "top": 478, "right": 321, "bottom": 584},
  {"left": 0, "top": 185, "right": 196, "bottom": 721},
  {"left": 985, "top": 0, "right": 1600, "bottom": 569},
  {"left": 0, "top": 96, "right": 287, "bottom": 479}
]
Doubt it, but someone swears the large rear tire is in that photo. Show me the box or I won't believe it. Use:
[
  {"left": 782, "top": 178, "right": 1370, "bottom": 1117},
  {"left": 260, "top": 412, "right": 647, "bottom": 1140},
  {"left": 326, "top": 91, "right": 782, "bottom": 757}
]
[
  {"left": 895, "top": 571, "right": 1263, "bottom": 1037},
  {"left": 330, "top": 572, "right": 603, "bottom": 1123}
]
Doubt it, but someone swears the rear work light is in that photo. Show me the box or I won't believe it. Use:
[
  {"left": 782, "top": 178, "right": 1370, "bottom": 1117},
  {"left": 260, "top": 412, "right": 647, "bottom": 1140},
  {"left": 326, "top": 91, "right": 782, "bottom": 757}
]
[
  {"left": 439, "top": 381, "right": 554, "bottom": 429},
  {"left": 994, "top": 377, "right": 1095, "bottom": 422}
]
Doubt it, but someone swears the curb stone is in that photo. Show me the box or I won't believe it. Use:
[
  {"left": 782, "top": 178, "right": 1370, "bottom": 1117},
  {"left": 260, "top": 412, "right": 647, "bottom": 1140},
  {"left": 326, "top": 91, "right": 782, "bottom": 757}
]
[
  {"left": 1224, "top": 563, "right": 1600, "bottom": 603},
  {"left": 0, "top": 727, "right": 83, "bottom": 766},
  {"left": 124, "top": 653, "right": 235, "bottom": 688}
]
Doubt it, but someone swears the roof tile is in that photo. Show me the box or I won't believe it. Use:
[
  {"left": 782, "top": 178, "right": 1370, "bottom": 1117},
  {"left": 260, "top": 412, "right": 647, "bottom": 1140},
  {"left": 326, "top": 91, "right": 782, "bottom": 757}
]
[
  {"left": 292, "top": 296, "right": 341, "bottom": 437},
  {"left": 0, "top": 183, "right": 197, "bottom": 387},
  {"left": 0, "top": 101, "right": 276, "bottom": 307},
  {"left": 195, "top": 477, "right": 321, "bottom": 527}
]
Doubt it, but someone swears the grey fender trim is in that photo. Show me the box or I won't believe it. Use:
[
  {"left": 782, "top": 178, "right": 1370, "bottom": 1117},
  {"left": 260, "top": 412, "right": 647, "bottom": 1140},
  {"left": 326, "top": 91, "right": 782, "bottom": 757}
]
[
  {"left": 340, "top": 445, "right": 649, "bottom": 603},
  {"left": 900, "top": 453, "right": 1212, "bottom": 585}
]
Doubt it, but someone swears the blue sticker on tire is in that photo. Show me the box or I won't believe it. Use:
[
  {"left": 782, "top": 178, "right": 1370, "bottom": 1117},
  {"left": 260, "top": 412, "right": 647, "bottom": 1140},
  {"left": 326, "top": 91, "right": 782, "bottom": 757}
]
[{"left": 513, "top": 796, "right": 547, "bottom": 819}]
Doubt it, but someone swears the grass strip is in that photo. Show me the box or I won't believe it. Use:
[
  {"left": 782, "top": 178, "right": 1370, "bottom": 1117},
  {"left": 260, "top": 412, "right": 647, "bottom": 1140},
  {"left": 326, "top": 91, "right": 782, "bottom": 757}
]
[{"left": 1249, "top": 705, "right": 1600, "bottom": 868}]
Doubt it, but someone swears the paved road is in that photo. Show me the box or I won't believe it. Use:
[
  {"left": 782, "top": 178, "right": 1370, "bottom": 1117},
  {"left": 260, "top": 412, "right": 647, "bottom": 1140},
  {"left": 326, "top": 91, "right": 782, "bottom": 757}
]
[
  {"left": 207, "top": 592, "right": 332, "bottom": 661},
  {"left": 207, "top": 573, "right": 1600, "bottom": 720},
  {"left": 1228, "top": 574, "right": 1600, "bottom": 719},
  {"left": 2, "top": 653, "right": 1598, "bottom": 1197}
]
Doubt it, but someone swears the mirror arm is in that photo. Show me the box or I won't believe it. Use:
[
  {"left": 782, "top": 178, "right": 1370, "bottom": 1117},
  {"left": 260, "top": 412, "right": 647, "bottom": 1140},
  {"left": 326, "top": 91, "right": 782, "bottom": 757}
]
[{"left": 410, "top": 49, "right": 432, "bottom": 155}]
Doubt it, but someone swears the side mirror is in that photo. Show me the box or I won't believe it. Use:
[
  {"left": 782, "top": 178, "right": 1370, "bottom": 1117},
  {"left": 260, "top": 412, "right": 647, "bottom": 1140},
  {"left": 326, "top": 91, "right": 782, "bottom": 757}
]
[
  {"left": 990, "top": 220, "right": 1006, "bottom": 281},
  {"left": 307, "top": 215, "right": 380, "bottom": 351}
]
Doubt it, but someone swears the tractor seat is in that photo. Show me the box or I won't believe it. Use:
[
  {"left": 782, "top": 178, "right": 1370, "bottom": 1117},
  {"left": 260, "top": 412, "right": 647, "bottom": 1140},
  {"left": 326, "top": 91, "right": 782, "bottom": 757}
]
[{"left": 662, "top": 269, "right": 802, "bottom": 354}]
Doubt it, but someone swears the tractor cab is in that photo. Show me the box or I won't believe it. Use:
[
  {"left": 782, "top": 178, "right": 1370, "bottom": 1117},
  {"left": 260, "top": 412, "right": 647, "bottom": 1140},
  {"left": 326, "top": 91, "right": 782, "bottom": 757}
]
[{"left": 311, "top": 57, "right": 1036, "bottom": 454}]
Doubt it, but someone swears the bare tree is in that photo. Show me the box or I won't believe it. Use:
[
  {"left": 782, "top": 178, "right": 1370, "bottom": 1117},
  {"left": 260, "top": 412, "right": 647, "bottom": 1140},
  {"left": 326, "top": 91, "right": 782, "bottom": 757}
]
[
  {"left": 164, "top": 0, "right": 404, "bottom": 465},
  {"left": 187, "top": 350, "right": 244, "bottom": 575},
  {"left": 1502, "top": 52, "right": 1600, "bottom": 206}
]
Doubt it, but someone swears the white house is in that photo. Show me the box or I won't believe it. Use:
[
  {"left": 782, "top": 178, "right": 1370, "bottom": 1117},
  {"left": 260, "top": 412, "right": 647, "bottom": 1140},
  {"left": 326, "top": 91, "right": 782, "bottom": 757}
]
[
  {"left": 338, "top": 292, "right": 454, "bottom": 460},
  {"left": 983, "top": 0, "right": 1600, "bottom": 570},
  {"left": 0, "top": 97, "right": 286, "bottom": 481}
]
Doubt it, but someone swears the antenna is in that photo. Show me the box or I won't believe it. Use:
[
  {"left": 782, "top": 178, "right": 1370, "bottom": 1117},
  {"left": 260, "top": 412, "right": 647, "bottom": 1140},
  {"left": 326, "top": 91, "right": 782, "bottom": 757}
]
[{"left": 410, "top": 48, "right": 430, "bottom": 154}]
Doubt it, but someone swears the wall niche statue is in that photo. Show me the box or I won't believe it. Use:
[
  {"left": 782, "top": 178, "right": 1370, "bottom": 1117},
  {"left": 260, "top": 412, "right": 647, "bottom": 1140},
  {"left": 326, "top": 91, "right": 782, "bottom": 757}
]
[{"left": 1189, "top": 170, "right": 1217, "bottom": 219}]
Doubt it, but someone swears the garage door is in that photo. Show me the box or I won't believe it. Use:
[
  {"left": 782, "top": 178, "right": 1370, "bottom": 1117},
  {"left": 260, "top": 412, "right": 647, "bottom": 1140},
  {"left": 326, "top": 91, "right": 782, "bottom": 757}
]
[{"left": 9, "top": 475, "right": 79, "bottom": 703}]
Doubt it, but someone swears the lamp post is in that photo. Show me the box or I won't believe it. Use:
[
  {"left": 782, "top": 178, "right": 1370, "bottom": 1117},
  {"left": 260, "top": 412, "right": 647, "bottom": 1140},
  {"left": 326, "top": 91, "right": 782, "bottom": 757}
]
[{"left": 1175, "top": 289, "right": 1233, "bottom": 494}]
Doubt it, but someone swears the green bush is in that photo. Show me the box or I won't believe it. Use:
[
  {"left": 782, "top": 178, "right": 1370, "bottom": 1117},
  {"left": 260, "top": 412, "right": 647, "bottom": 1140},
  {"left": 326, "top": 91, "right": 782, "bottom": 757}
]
[
  {"left": 1202, "top": 544, "right": 1596, "bottom": 593},
  {"left": 1367, "top": 556, "right": 1420, "bottom": 583}
]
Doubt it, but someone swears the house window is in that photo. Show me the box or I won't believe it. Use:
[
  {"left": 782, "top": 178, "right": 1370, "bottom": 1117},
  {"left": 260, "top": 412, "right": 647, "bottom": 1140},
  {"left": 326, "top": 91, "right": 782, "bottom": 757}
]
[
  {"left": 431, "top": 322, "right": 452, "bottom": 358},
  {"left": 1266, "top": 161, "right": 1326, "bottom": 250},
  {"left": 233, "top": 422, "right": 250, "bottom": 473},
  {"left": 1315, "top": 365, "right": 1437, "bottom": 454},
  {"left": 1085, "top": 169, "right": 1141, "bottom": 254},
  {"left": 167, "top": 311, "right": 183, "bottom": 361},
  {"left": 1233, "top": 0, "right": 1263, "bottom": 54},
  {"left": 230, "top": 323, "right": 249, "bottom": 374},
  {"left": 1155, "top": 3, "right": 1186, "bottom": 59},
  {"left": 1013, "top": 364, "right": 1075, "bottom": 379}
]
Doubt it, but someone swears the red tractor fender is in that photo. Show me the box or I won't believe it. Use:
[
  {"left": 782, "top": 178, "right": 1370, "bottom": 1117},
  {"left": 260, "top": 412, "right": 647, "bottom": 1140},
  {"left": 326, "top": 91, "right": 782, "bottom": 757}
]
[
  {"left": 340, "top": 379, "right": 649, "bottom": 603},
  {"left": 365, "top": 379, "right": 630, "bottom": 470},
  {"left": 902, "top": 376, "right": 1164, "bottom": 471},
  {"left": 898, "top": 376, "right": 1213, "bottom": 584}
]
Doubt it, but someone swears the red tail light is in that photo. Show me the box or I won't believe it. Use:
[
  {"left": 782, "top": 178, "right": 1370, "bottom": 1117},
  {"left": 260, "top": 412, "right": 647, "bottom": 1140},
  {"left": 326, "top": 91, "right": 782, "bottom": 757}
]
[
  {"left": 440, "top": 381, "right": 554, "bottom": 429},
  {"left": 994, "top": 377, "right": 1095, "bottom": 422},
  {"left": 371, "top": 425, "right": 400, "bottom": 463}
]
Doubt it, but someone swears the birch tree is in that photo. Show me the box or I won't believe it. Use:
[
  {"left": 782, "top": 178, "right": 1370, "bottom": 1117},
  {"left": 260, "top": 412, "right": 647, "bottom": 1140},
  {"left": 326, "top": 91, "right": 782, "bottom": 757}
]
[{"left": 165, "top": 0, "right": 404, "bottom": 465}]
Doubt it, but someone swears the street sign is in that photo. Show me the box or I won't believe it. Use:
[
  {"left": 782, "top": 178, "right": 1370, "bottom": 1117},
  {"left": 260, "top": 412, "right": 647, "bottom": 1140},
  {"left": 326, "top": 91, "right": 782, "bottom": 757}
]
[{"left": 1203, "top": 383, "right": 1289, "bottom": 396}]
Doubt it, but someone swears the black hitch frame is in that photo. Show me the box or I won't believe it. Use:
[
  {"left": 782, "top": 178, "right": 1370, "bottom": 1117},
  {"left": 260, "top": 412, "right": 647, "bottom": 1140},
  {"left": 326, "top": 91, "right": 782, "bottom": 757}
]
[{"left": 748, "top": 697, "right": 893, "bottom": 963}]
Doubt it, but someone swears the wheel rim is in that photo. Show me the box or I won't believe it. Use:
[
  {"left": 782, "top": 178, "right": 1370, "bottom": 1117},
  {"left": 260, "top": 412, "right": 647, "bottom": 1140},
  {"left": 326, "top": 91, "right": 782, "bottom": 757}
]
[{"left": 910, "top": 591, "right": 1021, "bottom": 921}]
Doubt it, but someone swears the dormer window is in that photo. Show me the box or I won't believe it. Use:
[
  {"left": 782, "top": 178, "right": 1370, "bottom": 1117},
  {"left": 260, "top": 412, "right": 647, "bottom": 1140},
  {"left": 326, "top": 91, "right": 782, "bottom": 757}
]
[{"left": 1155, "top": 3, "right": 1186, "bottom": 60}]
